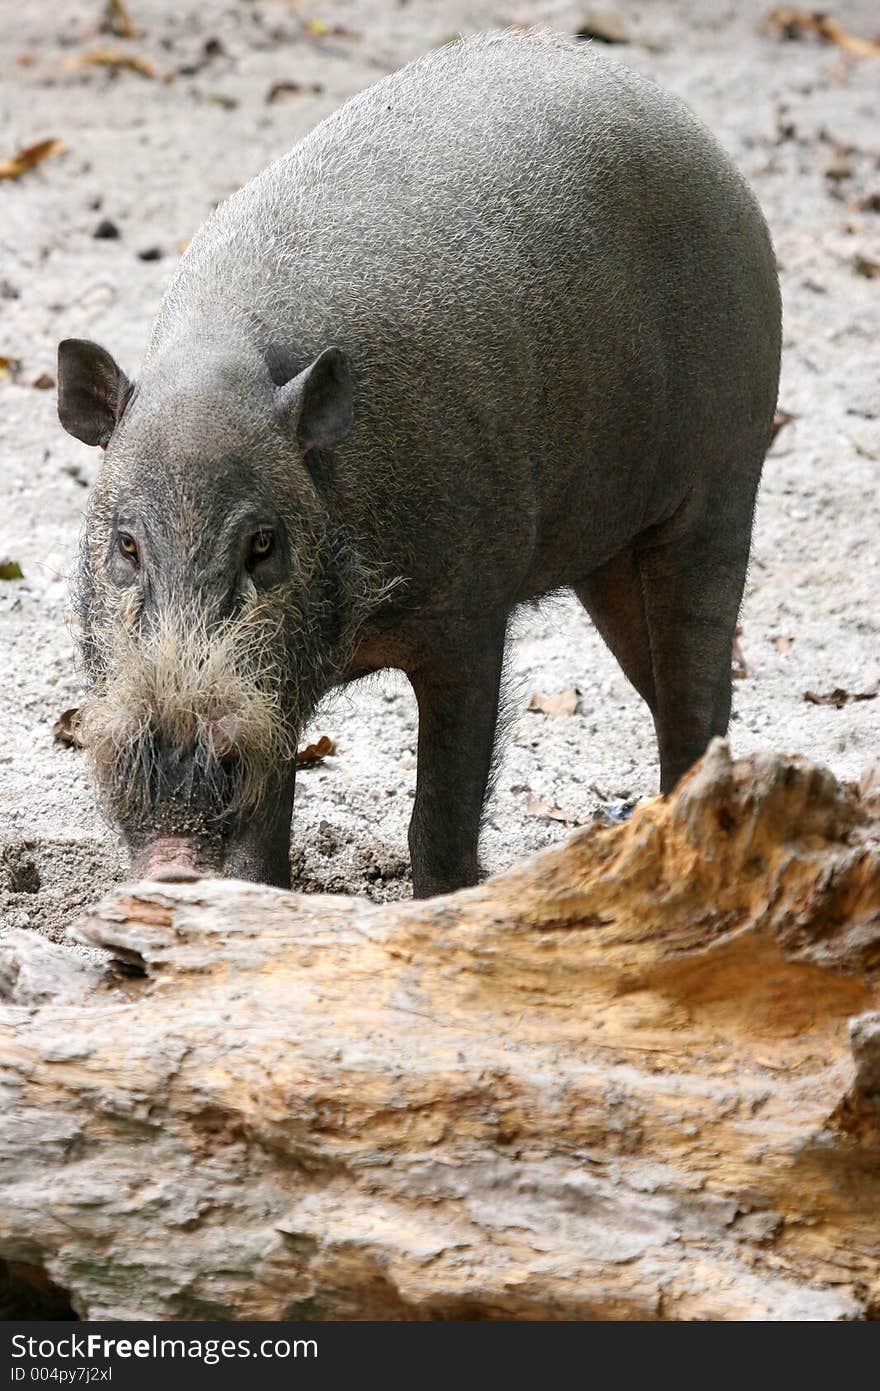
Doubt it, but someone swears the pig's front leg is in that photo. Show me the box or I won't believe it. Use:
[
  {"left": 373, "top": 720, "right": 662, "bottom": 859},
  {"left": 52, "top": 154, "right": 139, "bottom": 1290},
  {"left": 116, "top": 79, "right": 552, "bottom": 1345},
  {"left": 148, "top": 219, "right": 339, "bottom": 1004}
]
[
  {"left": 225, "top": 765, "right": 297, "bottom": 888},
  {"left": 406, "top": 622, "right": 506, "bottom": 898}
]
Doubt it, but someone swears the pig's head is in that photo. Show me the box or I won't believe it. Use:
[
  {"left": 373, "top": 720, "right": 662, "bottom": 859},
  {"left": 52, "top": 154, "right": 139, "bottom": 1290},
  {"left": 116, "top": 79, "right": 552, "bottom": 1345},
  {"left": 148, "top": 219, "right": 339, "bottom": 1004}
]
[{"left": 57, "top": 335, "right": 379, "bottom": 885}]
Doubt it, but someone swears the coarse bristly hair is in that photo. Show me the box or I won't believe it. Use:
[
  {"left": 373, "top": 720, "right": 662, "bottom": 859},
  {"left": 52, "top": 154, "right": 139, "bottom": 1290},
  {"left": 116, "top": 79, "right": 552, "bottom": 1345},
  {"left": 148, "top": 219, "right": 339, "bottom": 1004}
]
[
  {"left": 74, "top": 515, "right": 401, "bottom": 848},
  {"left": 64, "top": 27, "right": 780, "bottom": 886}
]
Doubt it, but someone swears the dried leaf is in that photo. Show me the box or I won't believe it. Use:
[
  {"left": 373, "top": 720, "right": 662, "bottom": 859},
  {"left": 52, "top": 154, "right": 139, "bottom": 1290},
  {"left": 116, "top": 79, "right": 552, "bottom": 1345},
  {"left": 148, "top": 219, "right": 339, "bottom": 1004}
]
[
  {"left": 853, "top": 254, "right": 880, "bottom": 279},
  {"left": 528, "top": 688, "right": 580, "bottom": 717},
  {"left": 0, "top": 560, "right": 24, "bottom": 580},
  {"left": 101, "top": 0, "right": 139, "bottom": 39},
  {"left": 53, "top": 707, "right": 86, "bottom": 748},
  {"left": 804, "top": 683, "right": 879, "bottom": 708},
  {"left": 766, "top": 8, "right": 880, "bottom": 58},
  {"left": 523, "top": 793, "right": 590, "bottom": 826},
  {"left": 266, "top": 80, "right": 324, "bottom": 103},
  {"left": 769, "top": 407, "right": 795, "bottom": 445},
  {"left": 32, "top": 373, "right": 54, "bottom": 390},
  {"left": 296, "top": 734, "right": 337, "bottom": 767},
  {"left": 0, "top": 356, "right": 23, "bottom": 380},
  {"left": 811, "top": 13, "right": 880, "bottom": 57},
  {"left": 63, "top": 49, "right": 157, "bottom": 79},
  {"left": 0, "top": 138, "right": 66, "bottom": 182},
  {"left": 575, "top": 9, "right": 631, "bottom": 43}
]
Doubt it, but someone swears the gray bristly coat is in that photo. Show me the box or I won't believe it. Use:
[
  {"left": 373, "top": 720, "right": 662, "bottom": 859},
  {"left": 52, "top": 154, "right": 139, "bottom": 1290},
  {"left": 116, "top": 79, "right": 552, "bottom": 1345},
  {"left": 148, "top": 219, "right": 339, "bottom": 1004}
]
[{"left": 58, "top": 31, "right": 781, "bottom": 895}]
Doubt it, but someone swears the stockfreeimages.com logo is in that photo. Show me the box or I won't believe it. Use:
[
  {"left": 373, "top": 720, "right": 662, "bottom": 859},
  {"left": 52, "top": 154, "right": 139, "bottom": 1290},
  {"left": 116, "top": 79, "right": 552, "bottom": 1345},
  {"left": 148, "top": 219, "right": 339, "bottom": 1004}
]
[{"left": 11, "top": 1334, "right": 317, "bottom": 1368}]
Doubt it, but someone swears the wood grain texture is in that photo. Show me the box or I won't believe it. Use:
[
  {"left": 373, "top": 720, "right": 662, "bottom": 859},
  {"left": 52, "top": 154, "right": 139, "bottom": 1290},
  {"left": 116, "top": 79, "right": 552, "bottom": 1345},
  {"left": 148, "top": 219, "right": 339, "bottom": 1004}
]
[{"left": 2, "top": 740, "right": 879, "bottom": 1320}]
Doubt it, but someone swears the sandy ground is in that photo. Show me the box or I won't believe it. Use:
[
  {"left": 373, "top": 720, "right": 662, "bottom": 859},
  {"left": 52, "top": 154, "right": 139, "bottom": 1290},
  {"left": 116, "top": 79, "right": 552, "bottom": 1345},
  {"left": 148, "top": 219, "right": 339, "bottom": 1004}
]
[{"left": 0, "top": 0, "right": 878, "bottom": 942}]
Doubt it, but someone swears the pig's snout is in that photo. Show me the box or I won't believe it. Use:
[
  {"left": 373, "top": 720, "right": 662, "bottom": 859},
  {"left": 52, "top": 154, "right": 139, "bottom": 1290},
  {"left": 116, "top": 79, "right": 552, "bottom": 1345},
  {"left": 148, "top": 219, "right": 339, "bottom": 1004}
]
[{"left": 134, "top": 836, "right": 203, "bottom": 883}]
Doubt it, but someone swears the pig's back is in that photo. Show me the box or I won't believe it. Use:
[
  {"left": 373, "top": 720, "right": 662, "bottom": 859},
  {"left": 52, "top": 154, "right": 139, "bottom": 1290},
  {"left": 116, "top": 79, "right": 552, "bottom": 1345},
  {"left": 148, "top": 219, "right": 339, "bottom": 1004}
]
[
  {"left": 158, "top": 31, "right": 773, "bottom": 346},
  {"left": 151, "top": 32, "right": 780, "bottom": 585}
]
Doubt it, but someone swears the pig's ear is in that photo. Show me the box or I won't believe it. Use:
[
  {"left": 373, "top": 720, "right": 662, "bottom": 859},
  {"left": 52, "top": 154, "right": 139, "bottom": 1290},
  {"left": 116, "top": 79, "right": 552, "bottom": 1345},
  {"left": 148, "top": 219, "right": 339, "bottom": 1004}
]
[
  {"left": 275, "top": 346, "right": 353, "bottom": 453},
  {"left": 57, "top": 339, "right": 133, "bottom": 448}
]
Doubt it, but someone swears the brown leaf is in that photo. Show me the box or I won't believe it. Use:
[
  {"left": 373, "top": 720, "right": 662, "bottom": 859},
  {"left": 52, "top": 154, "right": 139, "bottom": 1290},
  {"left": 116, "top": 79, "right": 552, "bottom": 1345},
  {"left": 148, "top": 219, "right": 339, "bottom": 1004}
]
[
  {"left": 0, "top": 356, "right": 23, "bottom": 379},
  {"left": 32, "top": 372, "right": 55, "bottom": 390},
  {"left": 296, "top": 734, "right": 337, "bottom": 767},
  {"left": 63, "top": 49, "right": 157, "bottom": 79},
  {"left": 528, "top": 688, "right": 580, "bottom": 717},
  {"left": 0, "top": 138, "right": 66, "bottom": 182},
  {"left": 101, "top": 0, "right": 140, "bottom": 39},
  {"left": 804, "top": 683, "right": 879, "bottom": 709},
  {"left": 814, "top": 14, "right": 880, "bottom": 57},
  {"left": 0, "top": 560, "right": 24, "bottom": 580},
  {"left": 524, "top": 793, "right": 590, "bottom": 826},
  {"left": 853, "top": 254, "right": 880, "bottom": 279},
  {"left": 266, "top": 80, "right": 324, "bottom": 103},
  {"left": 769, "top": 408, "right": 795, "bottom": 446},
  {"left": 53, "top": 707, "right": 86, "bottom": 748},
  {"left": 575, "top": 10, "right": 632, "bottom": 43},
  {"left": 766, "top": 8, "right": 880, "bottom": 57}
]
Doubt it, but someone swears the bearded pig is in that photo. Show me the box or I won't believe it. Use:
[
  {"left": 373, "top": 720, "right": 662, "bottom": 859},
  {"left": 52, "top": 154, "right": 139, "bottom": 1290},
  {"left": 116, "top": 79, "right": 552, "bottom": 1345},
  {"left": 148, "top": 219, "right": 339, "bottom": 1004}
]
[{"left": 57, "top": 32, "right": 781, "bottom": 894}]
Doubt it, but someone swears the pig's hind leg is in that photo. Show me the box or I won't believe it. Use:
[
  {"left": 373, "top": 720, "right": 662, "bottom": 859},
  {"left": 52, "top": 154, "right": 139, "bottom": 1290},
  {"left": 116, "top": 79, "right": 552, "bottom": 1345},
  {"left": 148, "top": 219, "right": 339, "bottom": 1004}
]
[
  {"left": 638, "top": 502, "right": 755, "bottom": 794},
  {"left": 574, "top": 549, "right": 658, "bottom": 715},
  {"left": 575, "top": 505, "right": 753, "bottom": 795}
]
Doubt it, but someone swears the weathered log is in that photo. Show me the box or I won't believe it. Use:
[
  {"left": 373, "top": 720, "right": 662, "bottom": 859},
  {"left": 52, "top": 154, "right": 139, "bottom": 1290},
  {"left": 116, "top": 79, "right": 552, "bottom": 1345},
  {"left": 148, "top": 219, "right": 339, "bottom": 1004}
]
[{"left": 1, "top": 740, "right": 879, "bottom": 1321}]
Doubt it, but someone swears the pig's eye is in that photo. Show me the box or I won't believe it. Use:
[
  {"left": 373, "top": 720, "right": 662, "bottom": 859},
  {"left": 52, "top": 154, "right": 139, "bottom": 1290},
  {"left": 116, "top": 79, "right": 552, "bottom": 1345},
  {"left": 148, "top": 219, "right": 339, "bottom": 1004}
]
[
  {"left": 248, "top": 529, "right": 274, "bottom": 565},
  {"left": 117, "top": 532, "right": 139, "bottom": 566}
]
